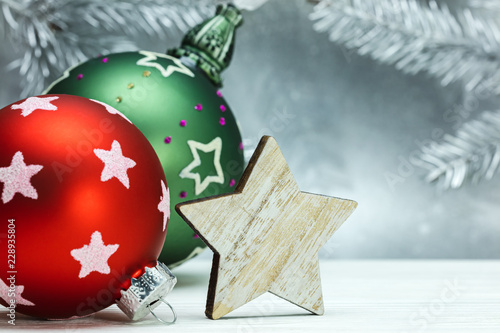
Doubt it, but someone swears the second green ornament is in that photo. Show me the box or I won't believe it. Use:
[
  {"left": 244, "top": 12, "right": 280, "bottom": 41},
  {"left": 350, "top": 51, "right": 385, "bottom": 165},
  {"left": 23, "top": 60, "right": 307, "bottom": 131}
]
[{"left": 45, "top": 4, "right": 245, "bottom": 267}]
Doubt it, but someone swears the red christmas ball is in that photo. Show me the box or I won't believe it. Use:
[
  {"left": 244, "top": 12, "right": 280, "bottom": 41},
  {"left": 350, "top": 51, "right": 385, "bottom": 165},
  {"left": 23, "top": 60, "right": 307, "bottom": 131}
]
[{"left": 0, "top": 95, "right": 170, "bottom": 319}]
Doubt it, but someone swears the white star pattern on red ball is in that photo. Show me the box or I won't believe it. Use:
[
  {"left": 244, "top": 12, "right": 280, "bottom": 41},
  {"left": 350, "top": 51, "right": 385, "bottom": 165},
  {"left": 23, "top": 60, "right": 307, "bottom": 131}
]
[
  {"left": 90, "top": 99, "right": 132, "bottom": 124},
  {"left": 0, "top": 151, "right": 43, "bottom": 204},
  {"left": 0, "top": 278, "right": 35, "bottom": 306},
  {"left": 71, "top": 231, "right": 119, "bottom": 279},
  {"left": 158, "top": 180, "right": 170, "bottom": 232},
  {"left": 94, "top": 140, "right": 136, "bottom": 189},
  {"left": 11, "top": 96, "right": 58, "bottom": 117}
]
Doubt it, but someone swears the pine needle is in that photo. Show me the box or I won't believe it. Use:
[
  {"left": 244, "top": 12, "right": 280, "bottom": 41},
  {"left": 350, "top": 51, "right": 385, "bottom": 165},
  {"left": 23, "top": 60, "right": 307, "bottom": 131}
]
[
  {"left": 310, "top": 0, "right": 500, "bottom": 95},
  {"left": 420, "top": 110, "right": 500, "bottom": 189},
  {"left": 0, "top": 0, "right": 216, "bottom": 97},
  {"left": 468, "top": 0, "right": 500, "bottom": 12}
]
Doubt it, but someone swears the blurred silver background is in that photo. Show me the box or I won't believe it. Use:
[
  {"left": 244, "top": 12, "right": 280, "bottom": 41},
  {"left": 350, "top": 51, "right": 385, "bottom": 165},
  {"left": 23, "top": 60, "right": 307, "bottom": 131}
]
[{"left": 1, "top": 0, "right": 499, "bottom": 259}]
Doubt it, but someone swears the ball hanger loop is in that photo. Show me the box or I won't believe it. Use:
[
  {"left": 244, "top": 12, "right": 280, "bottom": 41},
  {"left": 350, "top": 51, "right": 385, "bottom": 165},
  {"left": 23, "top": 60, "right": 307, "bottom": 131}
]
[{"left": 147, "top": 298, "right": 177, "bottom": 325}]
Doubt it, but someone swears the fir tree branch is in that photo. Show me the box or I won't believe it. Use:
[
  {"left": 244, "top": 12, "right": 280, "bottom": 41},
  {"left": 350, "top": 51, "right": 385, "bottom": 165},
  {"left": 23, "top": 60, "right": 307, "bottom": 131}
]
[
  {"left": 309, "top": 0, "right": 500, "bottom": 95},
  {"left": 233, "top": 0, "right": 269, "bottom": 11},
  {"left": 0, "top": 0, "right": 216, "bottom": 97},
  {"left": 420, "top": 110, "right": 500, "bottom": 189},
  {"left": 468, "top": 0, "right": 500, "bottom": 12}
]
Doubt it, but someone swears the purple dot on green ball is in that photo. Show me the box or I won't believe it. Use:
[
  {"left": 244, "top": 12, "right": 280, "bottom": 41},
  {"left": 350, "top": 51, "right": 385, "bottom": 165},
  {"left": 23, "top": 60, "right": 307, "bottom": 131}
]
[
  {"left": 220, "top": 105, "right": 226, "bottom": 112},
  {"left": 102, "top": 57, "right": 108, "bottom": 63},
  {"left": 230, "top": 179, "right": 236, "bottom": 187},
  {"left": 194, "top": 104, "right": 203, "bottom": 111},
  {"left": 219, "top": 117, "right": 226, "bottom": 126},
  {"left": 217, "top": 90, "right": 222, "bottom": 97},
  {"left": 239, "top": 142, "right": 244, "bottom": 150},
  {"left": 77, "top": 74, "right": 83, "bottom": 80},
  {"left": 193, "top": 234, "right": 200, "bottom": 239},
  {"left": 179, "top": 191, "right": 187, "bottom": 198},
  {"left": 180, "top": 120, "right": 187, "bottom": 127},
  {"left": 164, "top": 136, "right": 172, "bottom": 144}
]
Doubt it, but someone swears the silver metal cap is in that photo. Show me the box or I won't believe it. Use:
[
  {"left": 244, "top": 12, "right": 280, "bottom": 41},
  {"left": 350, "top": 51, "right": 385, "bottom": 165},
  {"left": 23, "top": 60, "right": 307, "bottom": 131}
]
[{"left": 116, "top": 261, "right": 177, "bottom": 321}]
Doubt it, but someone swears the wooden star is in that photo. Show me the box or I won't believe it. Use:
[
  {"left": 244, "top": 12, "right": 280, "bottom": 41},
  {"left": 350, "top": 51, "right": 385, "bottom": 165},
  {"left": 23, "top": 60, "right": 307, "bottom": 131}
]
[{"left": 176, "top": 136, "right": 357, "bottom": 319}]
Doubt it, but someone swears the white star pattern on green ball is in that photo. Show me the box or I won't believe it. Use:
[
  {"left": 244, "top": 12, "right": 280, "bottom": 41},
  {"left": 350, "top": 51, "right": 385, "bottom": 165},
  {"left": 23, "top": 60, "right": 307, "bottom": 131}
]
[
  {"left": 0, "top": 278, "right": 35, "bottom": 306},
  {"left": 0, "top": 151, "right": 43, "bottom": 204},
  {"left": 70, "top": 231, "right": 119, "bottom": 279},
  {"left": 94, "top": 140, "right": 136, "bottom": 189},
  {"left": 136, "top": 51, "right": 194, "bottom": 78},
  {"left": 179, "top": 137, "right": 224, "bottom": 195},
  {"left": 158, "top": 180, "right": 170, "bottom": 232},
  {"left": 11, "top": 96, "right": 58, "bottom": 117}
]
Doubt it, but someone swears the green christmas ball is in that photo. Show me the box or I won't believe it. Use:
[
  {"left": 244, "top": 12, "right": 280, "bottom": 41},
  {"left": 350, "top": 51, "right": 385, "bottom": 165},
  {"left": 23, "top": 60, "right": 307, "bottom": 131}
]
[{"left": 45, "top": 50, "right": 245, "bottom": 266}]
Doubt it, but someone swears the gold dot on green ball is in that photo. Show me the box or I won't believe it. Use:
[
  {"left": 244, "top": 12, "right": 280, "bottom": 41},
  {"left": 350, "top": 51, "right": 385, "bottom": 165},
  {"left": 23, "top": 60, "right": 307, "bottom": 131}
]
[
  {"left": 143, "top": 71, "right": 151, "bottom": 77},
  {"left": 116, "top": 97, "right": 122, "bottom": 103},
  {"left": 127, "top": 83, "right": 134, "bottom": 89}
]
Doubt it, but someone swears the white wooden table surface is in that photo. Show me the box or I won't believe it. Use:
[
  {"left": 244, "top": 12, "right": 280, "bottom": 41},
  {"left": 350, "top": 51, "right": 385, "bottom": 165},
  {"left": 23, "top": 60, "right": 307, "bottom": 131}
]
[{"left": 1, "top": 259, "right": 499, "bottom": 332}]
